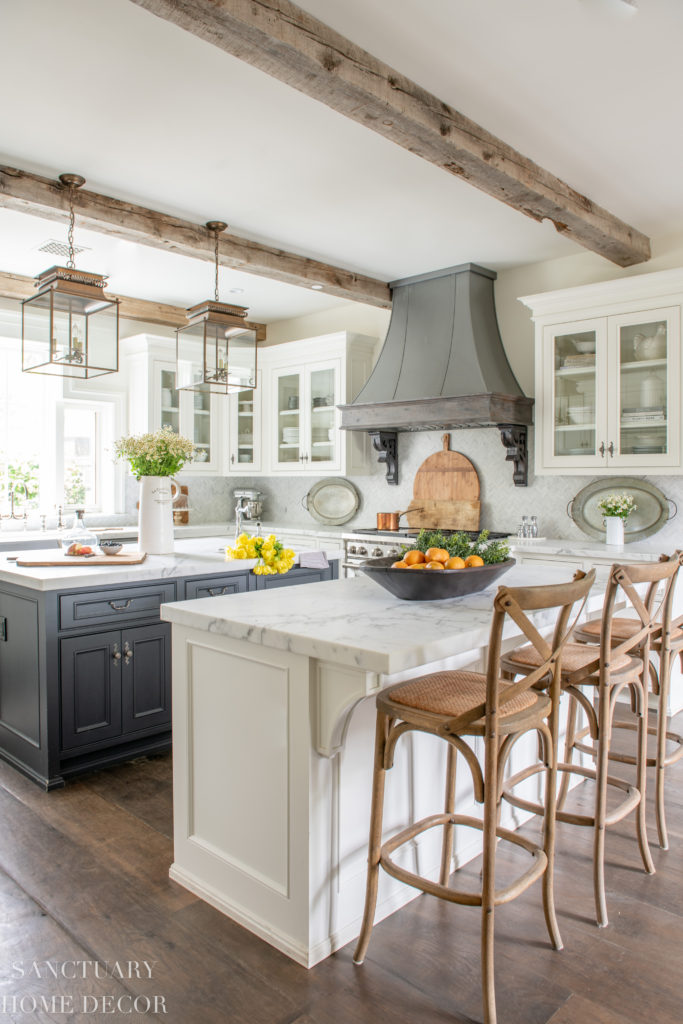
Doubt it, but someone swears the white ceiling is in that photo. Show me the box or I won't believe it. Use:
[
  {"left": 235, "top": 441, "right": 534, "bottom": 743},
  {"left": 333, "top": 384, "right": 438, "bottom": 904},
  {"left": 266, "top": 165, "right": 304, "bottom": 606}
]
[{"left": 0, "top": 0, "right": 681, "bottom": 322}]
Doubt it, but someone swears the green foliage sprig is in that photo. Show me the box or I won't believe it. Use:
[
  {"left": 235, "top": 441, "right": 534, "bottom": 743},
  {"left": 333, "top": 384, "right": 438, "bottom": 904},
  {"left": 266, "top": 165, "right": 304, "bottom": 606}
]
[{"left": 404, "top": 529, "right": 511, "bottom": 565}]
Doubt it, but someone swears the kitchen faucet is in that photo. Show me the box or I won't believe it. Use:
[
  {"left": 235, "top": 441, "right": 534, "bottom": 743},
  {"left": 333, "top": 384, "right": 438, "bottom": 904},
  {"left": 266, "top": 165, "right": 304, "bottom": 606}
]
[
  {"left": 1, "top": 482, "right": 29, "bottom": 525},
  {"left": 234, "top": 496, "right": 247, "bottom": 542}
]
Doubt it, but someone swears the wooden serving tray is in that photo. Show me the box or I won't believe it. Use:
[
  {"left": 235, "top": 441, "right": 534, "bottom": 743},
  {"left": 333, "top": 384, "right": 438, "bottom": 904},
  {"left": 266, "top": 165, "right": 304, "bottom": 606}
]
[{"left": 16, "top": 553, "right": 147, "bottom": 567}]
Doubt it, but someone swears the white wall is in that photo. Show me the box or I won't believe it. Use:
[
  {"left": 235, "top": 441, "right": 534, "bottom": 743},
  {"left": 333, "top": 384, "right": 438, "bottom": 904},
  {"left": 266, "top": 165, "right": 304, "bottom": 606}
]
[{"left": 496, "top": 229, "right": 683, "bottom": 396}]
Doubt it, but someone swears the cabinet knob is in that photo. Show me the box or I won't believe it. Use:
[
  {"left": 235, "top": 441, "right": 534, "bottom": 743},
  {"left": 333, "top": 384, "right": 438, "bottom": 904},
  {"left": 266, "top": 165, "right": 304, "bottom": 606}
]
[
  {"left": 608, "top": 441, "right": 615, "bottom": 457},
  {"left": 123, "top": 641, "right": 133, "bottom": 665},
  {"left": 112, "top": 644, "right": 122, "bottom": 664},
  {"left": 599, "top": 442, "right": 606, "bottom": 457}
]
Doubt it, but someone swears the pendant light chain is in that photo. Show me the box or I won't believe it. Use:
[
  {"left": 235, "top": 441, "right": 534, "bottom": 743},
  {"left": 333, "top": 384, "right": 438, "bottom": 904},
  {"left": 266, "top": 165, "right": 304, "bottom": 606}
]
[
  {"left": 66, "top": 185, "right": 76, "bottom": 270},
  {"left": 214, "top": 227, "right": 220, "bottom": 302}
]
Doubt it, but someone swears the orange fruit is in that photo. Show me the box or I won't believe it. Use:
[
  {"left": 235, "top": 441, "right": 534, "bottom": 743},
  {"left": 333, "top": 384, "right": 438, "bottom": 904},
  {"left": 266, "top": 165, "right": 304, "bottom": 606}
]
[
  {"left": 445, "top": 556, "right": 466, "bottom": 570},
  {"left": 407, "top": 562, "right": 426, "bottom": 569},
  {"left": 425, "top": 560, "right": 445, "bottom": 570},
  {"left": 391, "top": 560, "right": 408, "bottom": 569},
  {"left": 404, "top": 549, "right": 426, "bottom": 565},
  {"left": 464, "top": 554, "right": 485, "bottom": 567},
  {"left": 425, "top": 547, "right": 449, "bottom": 563}
]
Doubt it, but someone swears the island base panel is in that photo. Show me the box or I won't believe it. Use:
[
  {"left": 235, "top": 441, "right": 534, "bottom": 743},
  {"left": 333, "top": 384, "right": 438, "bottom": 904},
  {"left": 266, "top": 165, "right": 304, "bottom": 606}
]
[{"left": 169, "top": 626, "right": 552, "bottom": 966}]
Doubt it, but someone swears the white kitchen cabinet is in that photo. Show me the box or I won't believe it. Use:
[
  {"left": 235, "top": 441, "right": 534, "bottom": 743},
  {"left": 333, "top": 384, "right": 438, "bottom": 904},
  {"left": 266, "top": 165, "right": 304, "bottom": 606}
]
[
  {"left": 521, "top": 269, "right": 683, "bottom": 476},
  {"left": 261, "top": 332, "right": 377, "bottom": 476},
  {"left": 124, "top": 336, "right": 223, "bottom": 475},
  {"left": 226, "top": 370, "right": 263, "bottom": 475}
]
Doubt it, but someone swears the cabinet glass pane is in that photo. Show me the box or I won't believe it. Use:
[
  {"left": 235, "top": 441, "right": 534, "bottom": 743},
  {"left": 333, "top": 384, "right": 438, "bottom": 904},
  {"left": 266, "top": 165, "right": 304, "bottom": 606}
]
[
  {"left": 552, "top": 330, "right": 597, "bottom": 457},
  {"left": 278, "top": 373, "right": 301, "bottom": 464},
  {"left": 618, "top": 319, "right": 668, "bottom": 456},
  {"left": 192, "top": 390, "right": 211, "bottom": 465},
  {"left": 235, "top": 388, "right": 255, "bottom": 466},
  {"left": 160, "top": 369, "right": 179, "bottom": 435},
  {"left": 309, "top": 367, "right": 336, "bottom": 464}
]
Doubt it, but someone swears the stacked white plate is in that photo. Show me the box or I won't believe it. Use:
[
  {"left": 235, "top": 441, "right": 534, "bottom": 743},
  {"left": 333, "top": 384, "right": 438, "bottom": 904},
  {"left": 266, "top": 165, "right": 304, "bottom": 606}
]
[{"left": 282, "top": 427, "right": 299, "bottom": 443}]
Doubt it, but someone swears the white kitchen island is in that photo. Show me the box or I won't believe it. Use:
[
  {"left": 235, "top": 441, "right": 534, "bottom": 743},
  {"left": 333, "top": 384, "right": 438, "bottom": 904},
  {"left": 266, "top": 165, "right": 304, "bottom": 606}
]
[{"left": 161, "top": 564, "right": 610, "bottom": 968}]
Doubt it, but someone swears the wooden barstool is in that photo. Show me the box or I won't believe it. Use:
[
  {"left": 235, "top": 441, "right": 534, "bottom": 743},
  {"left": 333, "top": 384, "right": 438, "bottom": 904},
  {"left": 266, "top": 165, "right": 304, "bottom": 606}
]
[
  {"left": 571, "top": 552, "right": 683, "bottom": 849},
  {"left": 353, "top": 570, "right": 595, "bottom": 1024},
  {"left": 501, "top": 555, "right": 680, "bottom": 928}
]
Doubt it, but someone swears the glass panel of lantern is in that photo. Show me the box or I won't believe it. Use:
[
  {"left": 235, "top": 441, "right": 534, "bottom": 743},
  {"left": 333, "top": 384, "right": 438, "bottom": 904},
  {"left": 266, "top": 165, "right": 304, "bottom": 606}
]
[
  {"left": 176, "top": 303, "right": 256, "bottom": 395},
  {"left": 21, "top": 274, "right": 118, "bottom": 378}
]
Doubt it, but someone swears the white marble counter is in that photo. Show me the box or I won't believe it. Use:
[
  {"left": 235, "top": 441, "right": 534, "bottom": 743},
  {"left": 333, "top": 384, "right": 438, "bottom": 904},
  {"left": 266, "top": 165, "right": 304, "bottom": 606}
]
[
  {"left": 161, "top": 563, "right": 606, "bottom": 676},
  {"left": 0, "top": 537, "right": 342, "bottom": 592},
  {"left": 509, "top": 536, "right": 680, "bottom": 561}
]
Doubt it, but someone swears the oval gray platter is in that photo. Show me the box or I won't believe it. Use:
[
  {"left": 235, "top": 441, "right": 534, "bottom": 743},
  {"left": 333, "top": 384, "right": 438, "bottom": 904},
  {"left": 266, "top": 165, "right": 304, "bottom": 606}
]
[{"left": 570, "top": 477, "right": 672, "bottom": 542}]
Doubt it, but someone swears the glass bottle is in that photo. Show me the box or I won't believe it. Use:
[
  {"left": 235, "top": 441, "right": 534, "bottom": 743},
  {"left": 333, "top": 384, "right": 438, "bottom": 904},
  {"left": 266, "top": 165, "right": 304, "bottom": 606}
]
[
  {"left": 530, "top": 515, "right": 539, "bottom": 539},
  {"left": 61, "top": 508, "right": 97, "bottom": 551}
]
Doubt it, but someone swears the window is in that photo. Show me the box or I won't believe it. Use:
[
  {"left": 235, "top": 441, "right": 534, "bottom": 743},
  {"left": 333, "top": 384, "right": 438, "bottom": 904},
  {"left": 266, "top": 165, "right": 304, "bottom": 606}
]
[{"left": 0, "top": 334, "right": 123, "bottom": 514}]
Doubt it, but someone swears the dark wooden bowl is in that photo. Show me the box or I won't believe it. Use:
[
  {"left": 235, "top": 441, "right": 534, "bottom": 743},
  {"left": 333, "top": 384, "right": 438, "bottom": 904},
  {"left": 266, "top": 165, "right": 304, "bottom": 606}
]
[{"left": 357, "top": 555, "right": 516, "bottom": 601}]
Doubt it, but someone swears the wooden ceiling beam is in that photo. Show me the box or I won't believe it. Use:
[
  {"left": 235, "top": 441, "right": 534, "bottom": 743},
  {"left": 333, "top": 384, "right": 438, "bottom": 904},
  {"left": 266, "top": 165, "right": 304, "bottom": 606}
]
[
  {"left": 0, "top": 269, "right": 267, "bottom": 340},
  {"left": 129, "top": 0, "right": 650, "bottom": 268},
  {"left": 0, "top": 165, "right": 391, "bottom": 309}
]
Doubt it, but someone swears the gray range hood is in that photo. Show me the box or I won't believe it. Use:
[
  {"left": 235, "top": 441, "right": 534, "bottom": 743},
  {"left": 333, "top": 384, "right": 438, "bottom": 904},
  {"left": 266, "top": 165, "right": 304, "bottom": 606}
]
[{"left": 339, "top": 263, "right": 533, "bottom": 485}]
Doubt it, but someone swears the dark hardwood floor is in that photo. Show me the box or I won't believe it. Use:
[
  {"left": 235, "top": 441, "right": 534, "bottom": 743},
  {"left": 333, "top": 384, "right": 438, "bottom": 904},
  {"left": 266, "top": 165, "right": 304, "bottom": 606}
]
[{"left": 0, "top": 715, "right": 681, "bottom": 1023}]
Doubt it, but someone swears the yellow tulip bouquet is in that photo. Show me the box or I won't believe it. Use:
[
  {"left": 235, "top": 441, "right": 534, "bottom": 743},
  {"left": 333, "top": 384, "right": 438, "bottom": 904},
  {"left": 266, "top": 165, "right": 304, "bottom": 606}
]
[{"left": 226, "top": 533, "right": 296, "bottom": 575}]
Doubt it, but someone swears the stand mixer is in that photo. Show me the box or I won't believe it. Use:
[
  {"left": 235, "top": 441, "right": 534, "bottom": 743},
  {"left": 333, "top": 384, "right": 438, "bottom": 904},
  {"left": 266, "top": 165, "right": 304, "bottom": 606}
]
[{"left": 233, "top": 489, "right": 264, "bottom": 540}]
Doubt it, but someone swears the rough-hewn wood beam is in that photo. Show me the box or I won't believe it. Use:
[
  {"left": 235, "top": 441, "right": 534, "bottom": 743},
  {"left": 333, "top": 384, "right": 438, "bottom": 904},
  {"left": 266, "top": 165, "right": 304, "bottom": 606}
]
[
  {"left": 0, "top": 165, "right": 391, "bottom": 309},
  {"left": 0, "top": 270, "right": 267, "bottom": 339},
  {"left": 129, "top": 0, "right": 650, "bottom": 268}
]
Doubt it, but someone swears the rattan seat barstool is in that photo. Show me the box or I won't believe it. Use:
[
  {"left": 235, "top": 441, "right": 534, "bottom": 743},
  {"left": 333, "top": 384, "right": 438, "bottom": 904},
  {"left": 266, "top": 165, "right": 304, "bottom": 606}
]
[
  {"left": 571, "top": 553, "right": 683, "bottom": 849},
  {"left": 353, "top": 569, "right": 594, "bottom": 1024},
  {"left": 500, "top": 555, "right": 681, "bottom": 928}
]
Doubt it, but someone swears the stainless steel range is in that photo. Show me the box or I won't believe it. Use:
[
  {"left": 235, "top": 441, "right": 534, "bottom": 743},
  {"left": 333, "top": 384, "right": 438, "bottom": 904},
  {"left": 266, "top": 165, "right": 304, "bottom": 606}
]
[{"left": 342, "top": 528, "right": 512, "bottom": 577}]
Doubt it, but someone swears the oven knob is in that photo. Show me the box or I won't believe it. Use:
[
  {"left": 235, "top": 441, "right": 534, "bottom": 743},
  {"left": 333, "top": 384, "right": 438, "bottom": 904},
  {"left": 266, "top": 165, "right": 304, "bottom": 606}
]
[
  {"left": 348, "top": 544, "right": 357, "bottom": 554},
  {"left": 372, "top": 547, "right": 383, "bottom": 557},
  {"left": 358, "top": 546, "right": 368, "bottom": 556},
  {"left": 390, "top": 548, "right": 401, "bottom": 558}
]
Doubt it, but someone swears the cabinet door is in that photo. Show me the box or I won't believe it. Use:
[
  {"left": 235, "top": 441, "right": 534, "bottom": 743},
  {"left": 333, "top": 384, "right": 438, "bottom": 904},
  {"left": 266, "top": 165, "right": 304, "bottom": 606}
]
[
  {"left": 227, "top": 371, "right": 262, "bottom": 473},
  {"left": 608, "top": 306, "right": 680, "bottom": 469},
  {"left": 272, "top": 369, "right": 304, "bottom": 470},
  {"left": 60, "top": 630, "right": 122, "bottom": 750},
  {"left": 180, "top": 387, "right": 221, "bottom": 474},
  {"left": 157, "top": 364, "right": 181, "bottom": 435},
  {"left": 120, "top": 623, "right": 171, "bottom": 734},
  {"left": 306, "top": 360, "right": 341, "bottom": 471},
  {"left": 540, "top": 318, "right": 609, "bottom": 471}
]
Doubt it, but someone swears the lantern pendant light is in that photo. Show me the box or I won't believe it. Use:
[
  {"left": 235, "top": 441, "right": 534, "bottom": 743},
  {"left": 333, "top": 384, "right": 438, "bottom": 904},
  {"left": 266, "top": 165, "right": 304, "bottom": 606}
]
[
  {"left": 176, "top": 221, "right": 257, "bottom": 395},
  {"left": 22, "top": 173, "right": 119, "bottom": 378}
]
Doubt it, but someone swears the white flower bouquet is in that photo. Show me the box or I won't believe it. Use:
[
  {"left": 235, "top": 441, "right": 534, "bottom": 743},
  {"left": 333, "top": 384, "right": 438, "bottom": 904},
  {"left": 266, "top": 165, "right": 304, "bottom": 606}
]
[
  {"left": 114, "top": 427, "right": 195, "bottom": 479},
  {"left": 597, "top": 493, "right": 637, "bottom": 521}
]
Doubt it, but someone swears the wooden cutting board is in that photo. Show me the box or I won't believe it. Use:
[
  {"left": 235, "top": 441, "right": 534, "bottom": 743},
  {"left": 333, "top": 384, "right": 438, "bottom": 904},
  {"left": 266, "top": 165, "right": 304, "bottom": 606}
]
[
  {"left": 16, "top": 553, "right": 147, "bottom": 566},
  {"left": 406, "top": 434, "right": 481, "bottom": 530}
]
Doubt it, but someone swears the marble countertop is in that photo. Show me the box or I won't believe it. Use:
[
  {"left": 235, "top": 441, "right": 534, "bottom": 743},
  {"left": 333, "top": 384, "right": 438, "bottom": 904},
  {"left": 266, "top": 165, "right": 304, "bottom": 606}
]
[
  {"left": 0, "top": 537, "right": 342, "bottom": 592},
  {"left": 509, "top": 536, "right": 678, "bottom": 560},
  {"left": 160, "top": 563, "right": 607, "bottom": 675}
]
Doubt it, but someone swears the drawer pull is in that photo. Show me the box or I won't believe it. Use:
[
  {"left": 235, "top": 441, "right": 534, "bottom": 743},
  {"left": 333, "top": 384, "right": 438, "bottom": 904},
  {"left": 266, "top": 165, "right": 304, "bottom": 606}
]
[
  {"left": 208, "top": 586, "right": 229, "bottom": 596},
  {"left": 112, "top": 643, "right": 122, "bottom": 665},
  {"left": 109, "top": 599, "right": 132, "bottom": 611}
]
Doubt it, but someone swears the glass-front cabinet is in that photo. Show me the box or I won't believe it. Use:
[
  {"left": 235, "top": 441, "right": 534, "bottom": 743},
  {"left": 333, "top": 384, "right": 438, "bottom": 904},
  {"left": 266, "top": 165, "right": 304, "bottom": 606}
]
[
  {"left": 525, "top": 273, "right": 683, "bottom": 476},
  {"left": 271, "top": 359, "right": 340, "bottom": 472},
  {"left": 124, "top": 338, "right": 222, "bottom": 475},
  {"left": 262, "top": 332, "right": 377, "bottom": 477},
  {"left": 227, "top": 370, "right": 262, "bottom": 474}
]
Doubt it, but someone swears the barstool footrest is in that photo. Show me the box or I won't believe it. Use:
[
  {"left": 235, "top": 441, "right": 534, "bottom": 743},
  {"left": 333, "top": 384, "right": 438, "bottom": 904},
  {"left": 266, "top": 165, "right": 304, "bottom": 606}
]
[{"left": 379, "top": 813, "right": 547, "bottom": 907}]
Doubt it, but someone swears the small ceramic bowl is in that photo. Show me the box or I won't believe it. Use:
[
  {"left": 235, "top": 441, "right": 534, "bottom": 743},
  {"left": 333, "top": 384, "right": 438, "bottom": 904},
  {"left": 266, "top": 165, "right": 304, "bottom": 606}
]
[{"left": 99, "top": 541, "right": 123, "bottom": 556}]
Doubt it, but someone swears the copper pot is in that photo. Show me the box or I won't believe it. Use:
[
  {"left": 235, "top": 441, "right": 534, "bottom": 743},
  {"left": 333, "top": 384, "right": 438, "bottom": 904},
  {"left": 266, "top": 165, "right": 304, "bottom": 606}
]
[{"left": 376, "top": 508, "right": 422, "bottom": 531}]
